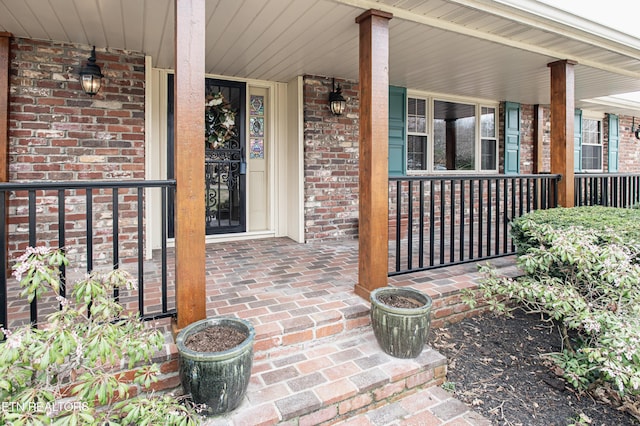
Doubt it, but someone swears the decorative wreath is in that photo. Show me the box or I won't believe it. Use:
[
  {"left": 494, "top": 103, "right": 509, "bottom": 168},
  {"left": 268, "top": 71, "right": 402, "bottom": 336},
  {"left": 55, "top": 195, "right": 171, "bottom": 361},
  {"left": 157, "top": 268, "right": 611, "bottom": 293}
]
[{"left": 205, "top": 93, "right": 236, "bottom": 149}]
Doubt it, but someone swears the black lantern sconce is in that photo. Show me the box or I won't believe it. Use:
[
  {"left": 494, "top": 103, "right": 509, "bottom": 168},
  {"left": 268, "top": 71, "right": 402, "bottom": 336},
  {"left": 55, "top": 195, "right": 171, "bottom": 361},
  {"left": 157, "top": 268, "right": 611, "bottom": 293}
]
[
  {"left": 79, "top": 46, "right": 103, "bottom": 96},
  {"left": 328, "top": 78, "right": 347, "bottom": 116},
  {"left": 633, "top": 117, "right": 640, "bottom": 140}
]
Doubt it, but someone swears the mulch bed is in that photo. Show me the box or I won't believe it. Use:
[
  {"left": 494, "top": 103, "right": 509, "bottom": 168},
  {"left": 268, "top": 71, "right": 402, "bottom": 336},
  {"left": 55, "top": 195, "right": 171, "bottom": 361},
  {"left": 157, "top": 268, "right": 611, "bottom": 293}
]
[{"left": 432, "top": 309, "right": 638, "bottom": 426}]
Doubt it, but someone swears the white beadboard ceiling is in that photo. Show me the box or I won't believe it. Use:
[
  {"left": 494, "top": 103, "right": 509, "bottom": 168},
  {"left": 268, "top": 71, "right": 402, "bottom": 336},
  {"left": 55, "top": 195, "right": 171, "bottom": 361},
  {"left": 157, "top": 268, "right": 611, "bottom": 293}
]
[{"left": 2, "top": 0, "right": 640, "bottom": 114}]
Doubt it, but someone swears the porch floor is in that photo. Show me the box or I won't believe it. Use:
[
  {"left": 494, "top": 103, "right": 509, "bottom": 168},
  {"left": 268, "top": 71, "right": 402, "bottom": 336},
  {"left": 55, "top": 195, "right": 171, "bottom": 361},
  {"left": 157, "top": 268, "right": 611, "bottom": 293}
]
[{"left": 161, "top": 237, "right": 518, "bottom": 425}]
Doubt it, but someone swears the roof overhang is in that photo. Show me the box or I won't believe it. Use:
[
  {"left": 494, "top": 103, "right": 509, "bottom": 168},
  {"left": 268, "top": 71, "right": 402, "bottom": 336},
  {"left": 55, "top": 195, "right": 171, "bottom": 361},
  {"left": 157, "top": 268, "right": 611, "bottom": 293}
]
[{"left": 2, "top": 0, "right": 640, "bottom": 114}]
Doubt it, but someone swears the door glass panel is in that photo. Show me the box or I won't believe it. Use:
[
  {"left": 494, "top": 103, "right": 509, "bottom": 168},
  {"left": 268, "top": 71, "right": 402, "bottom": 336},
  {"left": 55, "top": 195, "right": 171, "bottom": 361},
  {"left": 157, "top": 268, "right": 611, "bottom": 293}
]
[{"left": 167, "top": 76, "right": 246, "bottom": 237}]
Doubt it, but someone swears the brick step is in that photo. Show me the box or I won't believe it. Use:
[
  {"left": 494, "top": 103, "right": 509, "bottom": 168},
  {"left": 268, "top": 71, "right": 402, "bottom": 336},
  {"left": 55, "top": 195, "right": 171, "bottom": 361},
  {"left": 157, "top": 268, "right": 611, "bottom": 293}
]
[
  {"left": 202, "top": 327, "right": 447, "bottom": 426},
  {"left": 333, "top": 385, "right": 490, "bottom": 426}
]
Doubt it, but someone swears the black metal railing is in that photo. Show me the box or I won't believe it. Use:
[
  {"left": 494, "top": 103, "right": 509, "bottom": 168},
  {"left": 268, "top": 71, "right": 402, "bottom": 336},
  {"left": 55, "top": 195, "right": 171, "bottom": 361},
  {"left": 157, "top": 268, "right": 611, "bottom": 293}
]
[
  {"left": 575, "top": 173, "right": 640, "bottom": 208},
  {"left": 388, "top": 174, "right": 560, "bottom": 276},
  {"left": 0, "top": 180, "right": 176, "bottom": 330}
]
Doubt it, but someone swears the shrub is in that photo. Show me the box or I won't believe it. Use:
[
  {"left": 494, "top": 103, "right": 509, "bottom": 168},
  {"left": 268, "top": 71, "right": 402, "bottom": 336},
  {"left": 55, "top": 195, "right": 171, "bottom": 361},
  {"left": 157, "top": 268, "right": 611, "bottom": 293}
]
[
  {"left": 465, "top": 209, "right": 640, "bottom": 397},
  {"left": 0, "top": 247, "right": 198, "bottom": 425},
  {"left": 510, "top": 206, "right": 640, "bottom": 255}
]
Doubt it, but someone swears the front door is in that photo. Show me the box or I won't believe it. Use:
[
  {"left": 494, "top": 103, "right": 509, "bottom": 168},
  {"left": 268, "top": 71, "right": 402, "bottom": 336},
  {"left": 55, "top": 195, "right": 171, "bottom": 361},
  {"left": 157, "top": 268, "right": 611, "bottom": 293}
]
[{"left": 167, "top": 76, "right": 247, "bottom": 236}]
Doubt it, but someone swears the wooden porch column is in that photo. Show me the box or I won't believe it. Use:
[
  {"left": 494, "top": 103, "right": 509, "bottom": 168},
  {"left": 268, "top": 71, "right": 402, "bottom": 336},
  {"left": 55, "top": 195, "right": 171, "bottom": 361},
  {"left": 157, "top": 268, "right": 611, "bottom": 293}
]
[
  {"left": 174, "top": 0, "right": 206, "bottom": 330},
  {"left": 354, "top": 9, "right": 393, "bottom": 299},
  {"left": 532, "top": 104, "right": 544, "bottom": 174},
  {"left": 548, "top": 60, "right": 577, "bottom": 207},
  {"left": 445, "top": 119, "right": 456, "bottom": 170},
  {"left": 0, "top": 33, "right": 10, "bottom": 285},
  {"left": 0, "top": 32, "right": 10, "bottom": 183}
]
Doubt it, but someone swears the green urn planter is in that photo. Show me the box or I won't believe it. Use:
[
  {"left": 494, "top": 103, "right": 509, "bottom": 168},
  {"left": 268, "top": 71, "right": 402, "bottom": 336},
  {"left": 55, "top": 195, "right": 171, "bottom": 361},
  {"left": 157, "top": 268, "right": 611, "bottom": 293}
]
[
  {"left": 370, "top": 287, "right": 433, "bottom": 359},
  {"left": 176, "top": 317, "right": 255, "bottom": 416}
]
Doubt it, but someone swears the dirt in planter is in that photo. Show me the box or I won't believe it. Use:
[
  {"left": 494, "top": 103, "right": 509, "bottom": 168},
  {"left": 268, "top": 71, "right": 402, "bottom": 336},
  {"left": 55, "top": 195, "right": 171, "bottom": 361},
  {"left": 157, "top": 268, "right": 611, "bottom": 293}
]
[
  {"left": 379, "top": 293, "right": 423, "bottom": 309},
  {"left": 184, "top": 326, "right": 248, "bottom": 352}
]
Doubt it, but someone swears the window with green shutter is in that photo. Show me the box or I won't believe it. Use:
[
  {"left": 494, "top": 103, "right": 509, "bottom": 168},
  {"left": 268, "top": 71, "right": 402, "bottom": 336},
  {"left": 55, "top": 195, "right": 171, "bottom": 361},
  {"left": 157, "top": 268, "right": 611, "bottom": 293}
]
[{"left": 389, "top": 87, "right": 500, "bottom": 174}]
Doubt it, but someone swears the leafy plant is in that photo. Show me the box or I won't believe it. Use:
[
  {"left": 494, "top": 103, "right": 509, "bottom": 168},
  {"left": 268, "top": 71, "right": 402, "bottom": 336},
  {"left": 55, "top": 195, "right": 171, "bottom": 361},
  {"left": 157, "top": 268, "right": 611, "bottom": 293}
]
[
  {"left": 464, "top": 208, "right": 640, "bottom": 398},
  {"left": 0, "top": 246, "right": 198, "bottom": 425},
  {"left": 510, "top": 206, "right": 640, "bottom": 255}
]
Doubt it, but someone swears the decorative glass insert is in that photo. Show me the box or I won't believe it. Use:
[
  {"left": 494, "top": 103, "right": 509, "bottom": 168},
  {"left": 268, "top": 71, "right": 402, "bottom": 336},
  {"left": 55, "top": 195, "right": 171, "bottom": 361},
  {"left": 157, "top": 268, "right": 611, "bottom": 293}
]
[
  {"left": 250, "top": 139, "right": 264, "bottom": 159},
  {"left": 250, "top": 95, "right": 264, "bottom": 116},
  {"left": 249, "top": 94, "right": 265, "bottom": 159},
  {"left": 250, "top": 117, "right": 264, "bottom": 138}
]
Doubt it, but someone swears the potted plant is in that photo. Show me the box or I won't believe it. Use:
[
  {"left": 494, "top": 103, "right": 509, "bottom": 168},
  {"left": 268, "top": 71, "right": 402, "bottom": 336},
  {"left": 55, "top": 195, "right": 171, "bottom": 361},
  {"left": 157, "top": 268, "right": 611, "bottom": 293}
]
[
  {"left": 370, "top": 286, "right": 433, "bottom": 359},
  {"left": 176, "top": 316, "right": 255, "bottom": 416}
]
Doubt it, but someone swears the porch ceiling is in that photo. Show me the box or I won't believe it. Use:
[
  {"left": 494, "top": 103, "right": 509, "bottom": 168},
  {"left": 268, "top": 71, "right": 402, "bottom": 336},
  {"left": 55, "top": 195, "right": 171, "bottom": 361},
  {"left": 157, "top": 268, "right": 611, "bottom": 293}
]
[{"left": 2, "top": 0, "right": 640, "bottom": 114}]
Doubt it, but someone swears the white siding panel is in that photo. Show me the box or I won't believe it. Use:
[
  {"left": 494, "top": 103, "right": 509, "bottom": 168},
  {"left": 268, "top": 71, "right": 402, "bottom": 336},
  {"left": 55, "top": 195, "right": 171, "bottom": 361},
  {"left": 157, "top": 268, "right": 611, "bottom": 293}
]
[
  {"left": 71, "top": 0, "right": 106, "bottom": 46},
  {"left": 51, "top": 0, "right": 88, "bottom": 45}
]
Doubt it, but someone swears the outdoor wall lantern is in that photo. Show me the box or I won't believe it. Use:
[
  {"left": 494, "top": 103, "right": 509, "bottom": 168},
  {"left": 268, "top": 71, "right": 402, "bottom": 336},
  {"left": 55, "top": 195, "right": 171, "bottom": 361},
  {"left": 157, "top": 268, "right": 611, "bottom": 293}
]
[
  {"left": 79, "top": 46, "right": 103, "bottom": 96},
  {"left": 329, "top": 78, "right": 347, "bottom": 116},
  {"left": 634, "top": 117, "right": 640, "bottom": 140}
]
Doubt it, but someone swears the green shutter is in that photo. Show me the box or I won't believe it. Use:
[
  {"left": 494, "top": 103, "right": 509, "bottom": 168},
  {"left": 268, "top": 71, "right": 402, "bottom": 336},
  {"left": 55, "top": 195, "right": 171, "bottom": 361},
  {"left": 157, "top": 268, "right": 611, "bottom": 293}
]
[
  {"left": 608, "top": 114, "right": 619, "bottom": 173},
  {"left": 388, "top": 86, "right": 406, "bottom": 176},
  {"left": 574, "top": 109, "right": 582, "bottom": 172},
  {"left": 504, "top": 102, "right": 520, "bottom": 175}
]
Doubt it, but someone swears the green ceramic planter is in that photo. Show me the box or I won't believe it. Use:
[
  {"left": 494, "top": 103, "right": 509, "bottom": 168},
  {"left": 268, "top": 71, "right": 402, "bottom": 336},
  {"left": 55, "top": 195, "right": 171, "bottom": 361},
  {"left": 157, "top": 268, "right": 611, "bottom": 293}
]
[
  {"left": 370, "top": 287, "right": 433, "bottom": 359},
  {"left": 176, "top": 317, "right": 255, "bottom": 416}
]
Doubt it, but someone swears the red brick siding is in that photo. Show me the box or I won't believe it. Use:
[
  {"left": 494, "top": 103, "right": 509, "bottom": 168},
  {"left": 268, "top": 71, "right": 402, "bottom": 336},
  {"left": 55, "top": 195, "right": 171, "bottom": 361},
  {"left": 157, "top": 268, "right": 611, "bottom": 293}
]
[
  {"left": 519, "top": 104, "right": 535, "bottom": 174},
  {"left": 618, "top": 115, "right": 640, "bottom": 173},
  {"left": 7, "top": 38, "right": 145, "bottom": 267},
  {"left": 303, "top": 76, "right": 359, "bottom": 241}
]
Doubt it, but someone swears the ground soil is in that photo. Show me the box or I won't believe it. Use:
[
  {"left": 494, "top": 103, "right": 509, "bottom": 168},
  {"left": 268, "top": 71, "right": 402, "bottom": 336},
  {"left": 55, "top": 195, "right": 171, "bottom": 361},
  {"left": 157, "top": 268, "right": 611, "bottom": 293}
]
[
  {"left": 184, "top": 326, "right": 247, "bottom": 352},
  {"left": 432, "top": 309, "right": 638, "bottom": 426},
  {"left": 379, "top": 294, "right": 423, "bottom": 309}
]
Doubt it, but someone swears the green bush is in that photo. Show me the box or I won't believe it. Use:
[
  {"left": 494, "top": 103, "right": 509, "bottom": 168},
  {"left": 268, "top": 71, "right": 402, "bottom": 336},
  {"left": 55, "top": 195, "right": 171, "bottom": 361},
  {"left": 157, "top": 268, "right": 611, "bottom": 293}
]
[
  {"left": 465, "top": 208, "right": 640, "bottom": 397},
  {"left": 0, "top": 247, "right": 198, "bottom": 425},
  {"left": 511, "top": 206, "right": 640, "bottom": 255}
]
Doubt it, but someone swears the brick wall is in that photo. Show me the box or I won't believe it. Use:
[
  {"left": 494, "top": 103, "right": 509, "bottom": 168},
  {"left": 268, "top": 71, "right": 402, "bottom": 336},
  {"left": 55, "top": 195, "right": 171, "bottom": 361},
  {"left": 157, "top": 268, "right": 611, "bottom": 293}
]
[
  {"left": 519, "top": 104, "right": 535, "bottom": 174},
  {"left": 618, "top": 115, "right": 640, "bottom": 173},
  {"left": 7, "top": 37, "right": 145, "bottom": 267},
  {"left": 303, "top": 76, "right": 359, "bottom": 241},
  {"left": 500, "top": 103, "right": 548, "bottom": 174}
]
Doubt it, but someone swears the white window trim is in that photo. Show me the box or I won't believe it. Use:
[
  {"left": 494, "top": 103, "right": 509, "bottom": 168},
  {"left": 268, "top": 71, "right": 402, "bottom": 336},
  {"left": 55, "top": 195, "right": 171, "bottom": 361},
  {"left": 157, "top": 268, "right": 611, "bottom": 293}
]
[
  {"left": 406, "top": 95, "right": 430, "bottom": 172},
  {"left": 480, "top": 104, "right": 498, "bottom": 172},
  {"left": 581, "top": 111, "right": 604, "bottom": 172},
  {"left": 405, "top": 91, "right": 500, "bottom": 175}
]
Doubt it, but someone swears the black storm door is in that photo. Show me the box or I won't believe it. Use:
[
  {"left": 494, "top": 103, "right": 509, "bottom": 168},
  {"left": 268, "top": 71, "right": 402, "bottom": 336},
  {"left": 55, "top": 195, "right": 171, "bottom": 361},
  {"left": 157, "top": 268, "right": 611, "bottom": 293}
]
[{"left": 167, "top": 76, "right": 246, "bottom": 237}]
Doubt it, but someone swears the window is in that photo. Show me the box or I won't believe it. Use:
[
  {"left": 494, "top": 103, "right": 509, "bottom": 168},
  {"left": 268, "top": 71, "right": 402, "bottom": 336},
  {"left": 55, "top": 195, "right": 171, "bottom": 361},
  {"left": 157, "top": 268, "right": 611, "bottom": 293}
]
[
  {"left": 433, "top": 101, "right": 476, "bottom": 171},
  {"left": 407, "top": 97, "right": 427, "bottom": 171},
  {"left": 411, "top": 97, "right": 499, "bottom": 172},
  {"left": 582, "top": 117, "right": 602, "bottom": 171},
  {"left": 389, "top": 90, "right": 500, "bottom": 174},
  {"left": 481, "top": 107, "right": 497, "bottom": 171}
]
